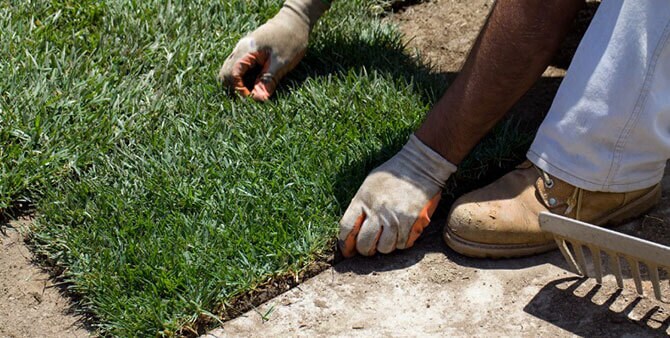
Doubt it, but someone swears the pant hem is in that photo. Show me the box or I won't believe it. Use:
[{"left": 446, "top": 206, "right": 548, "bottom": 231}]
[{"left": 527, "top": 149, "right": 663, "bottom": 193}]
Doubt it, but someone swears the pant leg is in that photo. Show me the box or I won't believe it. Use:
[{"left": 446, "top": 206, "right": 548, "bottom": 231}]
[{"left": 527, "top": 0, "right": 670, "bottom": 193}]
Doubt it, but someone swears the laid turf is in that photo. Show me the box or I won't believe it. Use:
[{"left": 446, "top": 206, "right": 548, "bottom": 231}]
[{"left": 1, "top": 0, "right": 531, "bottom": 336}]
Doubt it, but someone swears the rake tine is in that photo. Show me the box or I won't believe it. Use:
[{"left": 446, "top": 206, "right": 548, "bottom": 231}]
[
  {"left": 555, "top": 237, "right": 581, "bottom": 274},
  {"left": 540, "top": 213, "right": 670, "bottom": 299},
  {"left": 573, "top": 242, "right": 589, "bottom": 278},
  {"left": 607, "top": 251, "right": 624, "bottom": 289},
  {"left": 648, "top": 263, "right": 662, "bottom": 301},
  {"left": 625, "top": 257, "right": 644, "bottom": 296},
  {"left": 588, "top": 245, "right": 603, "bottom": 285}
]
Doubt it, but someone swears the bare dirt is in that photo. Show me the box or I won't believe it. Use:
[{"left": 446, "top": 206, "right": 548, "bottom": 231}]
[
  {"left": 391, "top": 0, "right": 598, "bottom": 75},
  {"left": 0, "top": 217, "right": 90, "bottom": 338}
]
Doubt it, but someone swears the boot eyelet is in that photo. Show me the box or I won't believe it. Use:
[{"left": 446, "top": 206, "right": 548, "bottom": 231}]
[
  {"left": 548, "top": 197, "right": 557, "bottom": 206},
  {"left": 544, "top": 179, "right": 554, "bottom": 189}
]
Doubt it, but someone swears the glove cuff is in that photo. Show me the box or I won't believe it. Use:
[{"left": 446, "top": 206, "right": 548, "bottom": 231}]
[
  {"left": 283, "top": 0, "right": 330, "bottom": 29},
  {"left": 402, "top": 134, "right": 457, "bottom": 188}
]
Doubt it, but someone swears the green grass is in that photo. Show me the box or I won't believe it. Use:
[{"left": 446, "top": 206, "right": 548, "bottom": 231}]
[{"left": 0, "top": 0, "right": 531, "bottom": 336}]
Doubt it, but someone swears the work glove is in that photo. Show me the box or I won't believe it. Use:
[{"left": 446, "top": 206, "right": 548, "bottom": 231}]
[
  {"left": 339, "top": 135, "right": 457, "bottom": 257},
  {"left": 218, "top": 0, "right": 330, "bottom": 101}
]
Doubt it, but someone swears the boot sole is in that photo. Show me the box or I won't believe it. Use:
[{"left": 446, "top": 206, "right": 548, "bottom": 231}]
[{"left": 443, "top": 184, "right": 662, "bottom": 259}]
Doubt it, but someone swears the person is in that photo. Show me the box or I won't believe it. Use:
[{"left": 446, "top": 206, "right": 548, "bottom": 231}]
[{"left": 219, "top": 0, "right": 668, "bottom": 258}]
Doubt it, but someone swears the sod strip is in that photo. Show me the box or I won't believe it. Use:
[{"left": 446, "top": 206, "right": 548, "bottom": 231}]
[{"left": 1, "top": 0, "right": 530, "bottom": 336}]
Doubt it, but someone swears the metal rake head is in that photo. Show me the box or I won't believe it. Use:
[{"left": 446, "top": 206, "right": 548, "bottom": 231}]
[{"left": 539, "top": 212, "right": 670, "bottom": 302}]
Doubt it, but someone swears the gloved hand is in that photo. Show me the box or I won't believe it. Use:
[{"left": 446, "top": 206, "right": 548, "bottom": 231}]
[
  {"left": 339, "top": 135, "right": 457, "bottom": 257},
  {"left": 218, "top": 0, "right": 330, "bottom": 101}
]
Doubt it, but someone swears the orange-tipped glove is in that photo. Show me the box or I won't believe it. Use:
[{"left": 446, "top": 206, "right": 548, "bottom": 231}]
[
  {"left": 218, "top": 0, "right": 330, "bottom": 101},
  {"left": 339, "top": 135, "right": 457, "bottom": 257}
]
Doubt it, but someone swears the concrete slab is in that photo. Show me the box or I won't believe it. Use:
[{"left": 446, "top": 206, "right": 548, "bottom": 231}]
[{"left": 204, "top": 170, "right": 670, "bottom": 337}]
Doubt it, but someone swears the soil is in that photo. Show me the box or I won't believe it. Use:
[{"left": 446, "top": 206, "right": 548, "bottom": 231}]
[
  {"left": 392, "top": 0, "right": 599, "bottom": 75},
  {"left": 0, "top": 217, "right": 90, "bottom": 338}
]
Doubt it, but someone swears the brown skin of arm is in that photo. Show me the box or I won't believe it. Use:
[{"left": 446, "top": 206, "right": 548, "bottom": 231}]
[{"left": 415, "top": 0, "right": 585, "bottom": 165}]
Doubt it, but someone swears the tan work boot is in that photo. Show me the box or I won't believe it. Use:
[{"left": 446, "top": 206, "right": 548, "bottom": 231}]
[{"left": 443, "top": 161, "right": 661, "bottom": 258}]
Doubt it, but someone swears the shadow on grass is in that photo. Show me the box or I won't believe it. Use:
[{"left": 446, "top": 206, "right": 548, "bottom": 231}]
[
  {"left": 524, "top": 277, "right": 670, "bottom": 336},
  {"left": 294, "top": 29, "right": 568, "bottom": 202},
  {"left": 0, "top": 201, "right": 34, "bottom": 233}
]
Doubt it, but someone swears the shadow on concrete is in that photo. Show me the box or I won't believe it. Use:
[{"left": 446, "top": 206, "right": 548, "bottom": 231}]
[
  {"left": 333, "top": 195, "right": 670, "bottom": 278},
  {"left": 524, "top": 277, "right": 670, "bottom": 336},
  {"left": 332, "top": 205, "right": 446, "bottom": 274},
  {"left": 333, "top": 203, "right": 576, "bottom": 274}
]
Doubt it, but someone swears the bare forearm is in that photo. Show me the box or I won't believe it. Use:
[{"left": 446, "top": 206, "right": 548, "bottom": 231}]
[{"left": 416, "top": 0, "right": 584, "bottom": 164}]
